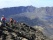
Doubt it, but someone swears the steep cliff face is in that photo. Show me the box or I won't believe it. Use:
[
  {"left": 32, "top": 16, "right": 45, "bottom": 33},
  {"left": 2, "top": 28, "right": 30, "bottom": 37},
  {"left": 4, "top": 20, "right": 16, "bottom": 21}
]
[{"left": 0, "top": 22, "right": 49, "bottom": 40}]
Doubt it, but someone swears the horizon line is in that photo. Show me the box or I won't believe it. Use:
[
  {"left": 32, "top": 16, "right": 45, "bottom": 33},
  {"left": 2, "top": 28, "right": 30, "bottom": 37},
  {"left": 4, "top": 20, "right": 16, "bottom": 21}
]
[{"left": 0, "top": 5, "right": 53, "bottom": 9}]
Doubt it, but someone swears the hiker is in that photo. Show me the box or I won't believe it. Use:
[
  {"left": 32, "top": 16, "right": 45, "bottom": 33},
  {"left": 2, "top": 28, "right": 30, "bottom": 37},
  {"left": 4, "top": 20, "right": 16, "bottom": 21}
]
[
  {"left": 1, "top": 15, "right": 6, "bottom": 26},
  {"left": 9, "top": 18, "right": 14, "bottom": 25},
  {"left": 9, "top": 18, "right": 17, "bottom": 28}
]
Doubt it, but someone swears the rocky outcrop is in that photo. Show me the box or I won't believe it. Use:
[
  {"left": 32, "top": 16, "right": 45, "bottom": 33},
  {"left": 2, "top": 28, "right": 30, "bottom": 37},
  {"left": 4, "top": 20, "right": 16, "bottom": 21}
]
[{"left": 0, "top": 22, "right": 49, "bottom": 40}]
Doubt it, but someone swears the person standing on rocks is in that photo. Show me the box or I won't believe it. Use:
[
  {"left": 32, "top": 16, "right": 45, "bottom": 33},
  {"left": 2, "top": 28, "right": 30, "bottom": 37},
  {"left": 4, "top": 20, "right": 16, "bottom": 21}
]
[
  {"left": 1, "top": 15, "right": 6, "bottom": 26},
  {"left": 9, "top": 18, "right": 14, "bottom": 25}
]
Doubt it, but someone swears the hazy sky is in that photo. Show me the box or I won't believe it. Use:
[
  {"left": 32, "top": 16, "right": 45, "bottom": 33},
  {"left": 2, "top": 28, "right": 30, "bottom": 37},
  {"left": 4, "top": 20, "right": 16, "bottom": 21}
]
[{"left": 0, "top": 0, "right": 53, "bottom": 8}]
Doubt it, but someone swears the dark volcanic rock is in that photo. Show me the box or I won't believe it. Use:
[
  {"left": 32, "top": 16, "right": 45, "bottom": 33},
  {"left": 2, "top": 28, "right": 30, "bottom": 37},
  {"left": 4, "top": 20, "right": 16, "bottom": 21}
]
[{"left": 0, "top": 22, "right": 49, "bottom": 40}]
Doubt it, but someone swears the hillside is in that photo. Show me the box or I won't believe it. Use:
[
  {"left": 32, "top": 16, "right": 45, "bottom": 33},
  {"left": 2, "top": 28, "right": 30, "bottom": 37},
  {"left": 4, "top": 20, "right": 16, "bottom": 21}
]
[
  {"left": 0, "top": 22, "right": 49, "bottom": 40},
  {"left": 0, "top": 6, "right": 53, "bottom": 37},
  {"left": 0, "top": 6, "right": 53, "bottom": 26}
]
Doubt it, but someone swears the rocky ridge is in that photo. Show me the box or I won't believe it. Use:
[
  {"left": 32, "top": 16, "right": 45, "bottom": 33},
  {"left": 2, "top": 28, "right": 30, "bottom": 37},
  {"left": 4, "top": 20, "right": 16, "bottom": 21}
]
[{"left": 0, "top": 22, "right": 50, "bottom": 40}]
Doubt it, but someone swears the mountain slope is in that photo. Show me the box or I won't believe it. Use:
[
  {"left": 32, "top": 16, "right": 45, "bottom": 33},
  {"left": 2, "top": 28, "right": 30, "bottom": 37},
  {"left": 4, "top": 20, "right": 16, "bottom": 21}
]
[
  {"left": 0, "top": 6, "right": 53, "bottom": 24},
  {"left": 0, "top": 22, "right": 50, "bottom": 40},
  {"left": 0, "top": 6, "right": 53, "bottom": 37}
]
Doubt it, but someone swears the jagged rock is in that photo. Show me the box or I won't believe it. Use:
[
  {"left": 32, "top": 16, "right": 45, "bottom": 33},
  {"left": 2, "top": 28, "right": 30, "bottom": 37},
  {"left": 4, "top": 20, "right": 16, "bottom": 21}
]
[{"left": 0, "top": 22, "right": 50, "bottom": 40}]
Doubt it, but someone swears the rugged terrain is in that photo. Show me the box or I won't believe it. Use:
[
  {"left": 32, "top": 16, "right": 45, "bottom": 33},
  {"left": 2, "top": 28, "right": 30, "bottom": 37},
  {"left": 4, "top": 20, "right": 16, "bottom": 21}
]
[
  {"left": 0, "top": 6, "right": 53, "bottom": 39},
  {"left": 0, "top": 22, "right": 49, "bottom": 40}
]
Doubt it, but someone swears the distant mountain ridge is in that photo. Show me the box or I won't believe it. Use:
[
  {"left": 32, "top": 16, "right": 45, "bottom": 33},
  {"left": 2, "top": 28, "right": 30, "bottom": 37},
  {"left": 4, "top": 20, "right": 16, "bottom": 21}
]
[
  {"left": 0, "top": 6, "right": 53, "bottom": 26},
  {"left": 0, "top": 6, "right": 53, "bottom": 20},
  {"left": 0, "top": 6, "right": 35, "bottom": 17},
  {"left": 0, "top": 6, "right": 53, "bottom": 25}
]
